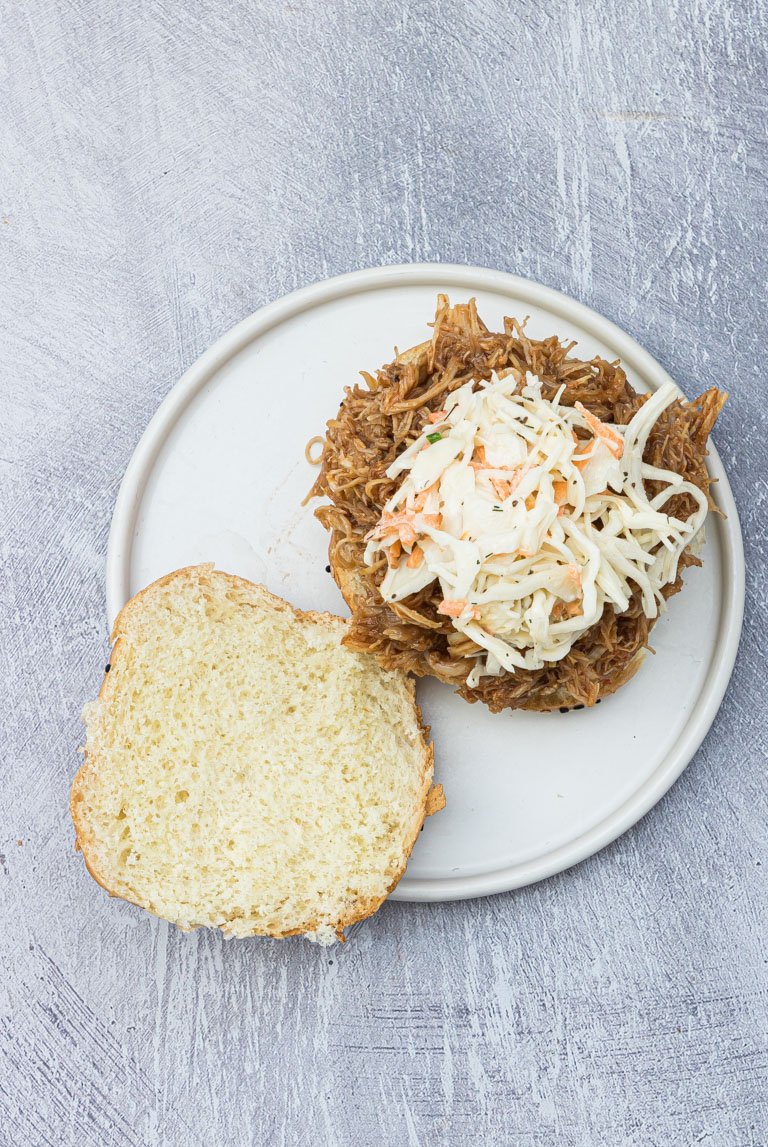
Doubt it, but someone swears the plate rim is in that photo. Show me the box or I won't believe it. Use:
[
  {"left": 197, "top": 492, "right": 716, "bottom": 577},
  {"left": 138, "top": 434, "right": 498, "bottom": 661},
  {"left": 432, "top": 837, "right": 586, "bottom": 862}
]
[{"left": 106, "top": 263, "right": 745, "bottom": 903}]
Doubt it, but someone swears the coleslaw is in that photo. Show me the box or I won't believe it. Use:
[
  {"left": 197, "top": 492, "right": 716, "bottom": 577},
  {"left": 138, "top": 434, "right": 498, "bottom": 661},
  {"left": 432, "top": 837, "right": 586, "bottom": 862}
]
[{"left": 363, "top": 372, "right": 709, "bottom": 688}]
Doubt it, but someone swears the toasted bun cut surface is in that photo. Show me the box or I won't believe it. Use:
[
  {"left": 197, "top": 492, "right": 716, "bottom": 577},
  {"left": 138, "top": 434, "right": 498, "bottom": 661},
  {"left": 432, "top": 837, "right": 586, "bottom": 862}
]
[{"left": 72, "top": 566, "right": 435, "bottom": 943}]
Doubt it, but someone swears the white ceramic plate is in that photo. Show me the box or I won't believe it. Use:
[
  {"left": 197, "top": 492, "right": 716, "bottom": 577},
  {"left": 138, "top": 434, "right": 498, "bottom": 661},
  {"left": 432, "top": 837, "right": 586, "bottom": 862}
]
[{"left": 107, "top": 264, "right": 744, "bottom": 902}]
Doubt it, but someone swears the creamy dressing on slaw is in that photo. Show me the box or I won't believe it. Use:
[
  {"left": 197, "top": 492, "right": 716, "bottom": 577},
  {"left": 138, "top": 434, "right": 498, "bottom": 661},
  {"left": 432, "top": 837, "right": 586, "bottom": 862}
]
[{"left": 363, "top": 372, "right": 709, "bottom": 687}]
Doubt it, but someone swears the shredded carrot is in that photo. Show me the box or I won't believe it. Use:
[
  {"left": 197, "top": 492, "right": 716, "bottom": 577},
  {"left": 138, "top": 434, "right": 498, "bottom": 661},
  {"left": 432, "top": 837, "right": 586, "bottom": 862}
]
[
  {"left": 406, "top": 544, "right": 423, "bottom": 569},
  {"left": 553, "top": 480, "right": 568, "bottom": 505},
  {"left": 525, "top": 494, "right": 536, "bottom": 511},
  {"left": 366, "top": 509, "right": 418, "bottom": 547},
  {"left": 575, "top": 401, "right": 624, "bottom": 458},
  {"left": 421, "top": 513, "right": 442, "bottom": 530},
  {"left": 552, "top": 598, "right": 583, "bottom": 621},
  {"left": 490, "top": 477, "right": 513, "bottom": 501},
  {"left": 469, "top": 445, "right": 488, "bottom": 471},
  {"left": 427, "top": 410, "right": 447, "bottom": 424},
  {"left": 572, "top": 428, "right": 593, "bottom": 469},
  {"left": 574, "top": 445, "right": 595, "bottom": 471},
  {"left": 366, "top": 510, "right": 404, "bottom": 537},
  {"left": 437, "top": 599, "right": 468, "bottom": 618},
  {"left": 386, "top": 541, "right": 402, "bottom": 568},
  {"left": 412, "top": 482, "right": 438, "bottom": 512}
]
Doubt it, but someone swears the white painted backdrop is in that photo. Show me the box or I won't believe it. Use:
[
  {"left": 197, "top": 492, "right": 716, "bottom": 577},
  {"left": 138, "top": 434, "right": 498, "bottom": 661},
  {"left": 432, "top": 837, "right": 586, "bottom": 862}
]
[{"left": 1, "top": 1, "right": 766, "bottom": 1144}]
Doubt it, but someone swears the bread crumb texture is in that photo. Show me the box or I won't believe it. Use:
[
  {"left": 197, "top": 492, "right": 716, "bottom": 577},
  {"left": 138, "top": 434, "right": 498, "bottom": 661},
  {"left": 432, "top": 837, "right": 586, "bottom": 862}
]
[{"left": 72, "top": 566, "right": 435, "bottom": 943}]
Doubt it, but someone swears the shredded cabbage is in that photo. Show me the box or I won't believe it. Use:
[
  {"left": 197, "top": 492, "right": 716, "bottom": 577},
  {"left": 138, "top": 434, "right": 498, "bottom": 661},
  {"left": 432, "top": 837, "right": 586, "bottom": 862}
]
[{"left": 363, "top": 373, "right": 708, "bottom": 687}]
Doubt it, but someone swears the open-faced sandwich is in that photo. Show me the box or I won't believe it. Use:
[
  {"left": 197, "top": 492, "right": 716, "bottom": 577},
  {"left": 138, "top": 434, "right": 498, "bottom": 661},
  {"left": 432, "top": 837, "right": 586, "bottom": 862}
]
[{"left": 309, "top": 296, "right": 726, "bottom": 712}]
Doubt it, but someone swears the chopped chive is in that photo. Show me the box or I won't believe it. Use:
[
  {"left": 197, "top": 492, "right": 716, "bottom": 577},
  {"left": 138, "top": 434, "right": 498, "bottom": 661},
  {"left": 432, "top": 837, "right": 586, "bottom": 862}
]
[{"left": 426, "top": 432, "right": 442, "bottom": 444}]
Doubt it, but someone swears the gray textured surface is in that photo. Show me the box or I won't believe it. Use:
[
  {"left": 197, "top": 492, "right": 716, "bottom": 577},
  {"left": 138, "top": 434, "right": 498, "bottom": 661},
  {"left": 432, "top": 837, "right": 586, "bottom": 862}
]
[{"left": 1, "top": 1, "right": 766, "bottom": 1144}]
